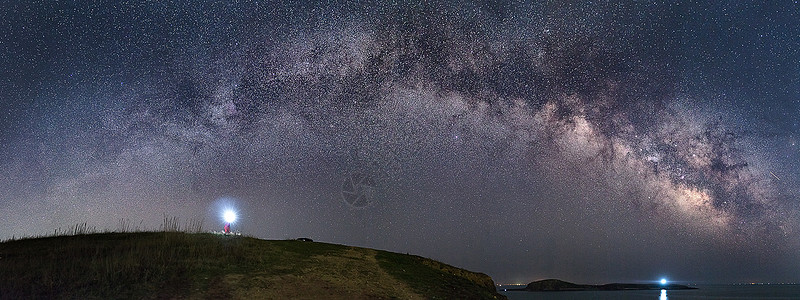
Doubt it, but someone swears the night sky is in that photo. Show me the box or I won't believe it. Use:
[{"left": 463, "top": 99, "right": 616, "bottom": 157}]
[{"left": 2, "top": 1, "right": 799, "bottom": 284}]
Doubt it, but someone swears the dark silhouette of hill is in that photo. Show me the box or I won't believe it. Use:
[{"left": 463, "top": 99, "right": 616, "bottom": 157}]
[
  {"left": 508, "top": 278, "right": 696, "bottom": 291},
  {"left": 0, "top": 232, "right": 505, "bottom": 299}
]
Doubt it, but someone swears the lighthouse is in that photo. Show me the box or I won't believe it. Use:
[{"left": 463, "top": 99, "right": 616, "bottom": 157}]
[{"left": 223, "top": 209, "right": 236, "bottom": 234}]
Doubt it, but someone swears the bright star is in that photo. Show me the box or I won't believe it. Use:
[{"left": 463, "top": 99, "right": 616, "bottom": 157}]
[{"left": 660, "top": 278, "right": 667, "bottom": 285}]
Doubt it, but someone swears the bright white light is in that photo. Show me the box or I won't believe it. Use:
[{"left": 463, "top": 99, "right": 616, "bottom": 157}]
[
  {"left": 660, "top": 278, "right": 667, "bottom": 285},
  {"left": 223, "top": 210, "right": 237, "bottom": 223}
]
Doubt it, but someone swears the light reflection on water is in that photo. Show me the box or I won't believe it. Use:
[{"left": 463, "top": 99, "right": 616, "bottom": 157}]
[{"left": 499, "top": 284, "right": 800, "bottom": 300}]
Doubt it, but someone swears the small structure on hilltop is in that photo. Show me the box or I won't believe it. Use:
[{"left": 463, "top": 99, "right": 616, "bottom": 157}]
[{"left": 223, "top": 209, "right": 237, "bottom": 234}]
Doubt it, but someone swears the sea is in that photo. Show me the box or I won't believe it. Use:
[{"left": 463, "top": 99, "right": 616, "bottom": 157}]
[{"left": 497, "top": 284, "right": 800, "bottom": 300}]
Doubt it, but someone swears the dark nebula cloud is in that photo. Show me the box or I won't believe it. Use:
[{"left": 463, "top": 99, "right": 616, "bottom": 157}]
[{"left": 2, "top": 1, "right": 799, "bottom": 284}]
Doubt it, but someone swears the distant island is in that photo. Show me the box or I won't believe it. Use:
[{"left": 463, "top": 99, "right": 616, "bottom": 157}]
[{"left": 508, "top": 279, "right": 697, "bottom": 292}]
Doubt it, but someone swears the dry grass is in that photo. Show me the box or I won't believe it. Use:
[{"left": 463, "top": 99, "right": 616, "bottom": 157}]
[{"left": 0, "top": 232, "right": 505, "bottom": 299}]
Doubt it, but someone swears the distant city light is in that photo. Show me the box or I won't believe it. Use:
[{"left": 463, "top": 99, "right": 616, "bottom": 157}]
[
  {"left": 660, "top": 278, "right": 667, "bottom": 285},
  {"left": 223, "top": 210, "right": 237, "bottom": 223}
]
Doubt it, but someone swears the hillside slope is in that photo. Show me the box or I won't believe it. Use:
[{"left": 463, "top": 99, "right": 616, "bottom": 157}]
[{"left": 0, "top": 232, "right": 505, "bottom": 299}]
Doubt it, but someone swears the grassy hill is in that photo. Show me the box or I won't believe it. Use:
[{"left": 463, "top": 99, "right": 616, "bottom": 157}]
[{"left": 0, "top": 232, "right": 505, "bottom": 299}]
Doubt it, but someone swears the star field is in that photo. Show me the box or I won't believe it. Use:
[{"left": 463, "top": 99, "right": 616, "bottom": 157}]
[{"left": 1, "top": 1, "right": 799, "bottom": 284}]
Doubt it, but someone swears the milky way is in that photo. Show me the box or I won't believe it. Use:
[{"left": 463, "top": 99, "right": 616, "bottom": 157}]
[{"left": 1, "top": 1, "right": 799, "bottom": 283}]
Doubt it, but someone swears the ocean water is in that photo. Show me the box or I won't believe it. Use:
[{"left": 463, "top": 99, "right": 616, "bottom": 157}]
[{"left": 498, "top": 284, "right": 800, "bottom": 300}]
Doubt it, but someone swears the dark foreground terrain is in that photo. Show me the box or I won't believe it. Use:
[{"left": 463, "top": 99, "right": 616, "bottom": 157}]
[
  {"left": 510, "top": 279, "right": 697, "bottom": 292},
  {"left": 0, "top": 232, "right": 505, "bottom": 299}
]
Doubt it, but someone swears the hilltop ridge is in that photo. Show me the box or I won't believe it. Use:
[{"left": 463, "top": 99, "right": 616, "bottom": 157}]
[{"left": 0, "top": 232, "right": 505, "bottom": 299}]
